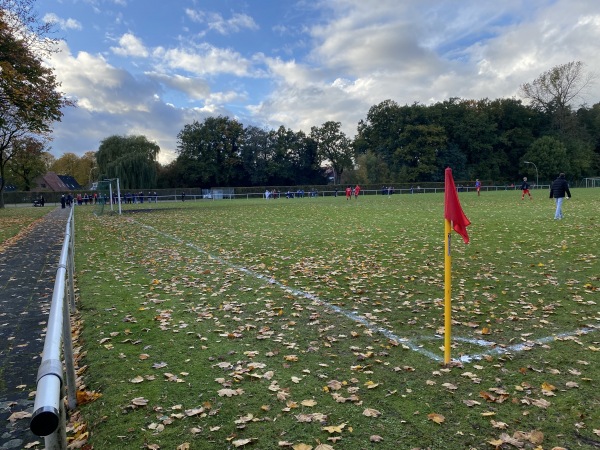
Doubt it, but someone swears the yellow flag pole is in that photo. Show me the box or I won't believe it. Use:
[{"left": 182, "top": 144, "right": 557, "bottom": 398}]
[{"left": 444, "top": 218, "right": 452, "bottom": 365}]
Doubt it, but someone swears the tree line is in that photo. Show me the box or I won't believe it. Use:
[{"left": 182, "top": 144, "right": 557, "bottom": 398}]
[{"left": 52, "top": 62, "right": 600, "bottom": 191}]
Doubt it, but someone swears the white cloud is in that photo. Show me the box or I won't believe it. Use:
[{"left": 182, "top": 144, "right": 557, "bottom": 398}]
[
  {"left": 42, "top": 0, "right": 600, "bottom": 165},
  {"left": 111, "top": 32, "right": 149, "bottom": 57},
  {"left": 153, "top": 44, "right": 252, "bottom": 77},
  {"left": 247, "top": 0, "right": 600, "bottom": 138},
  {"left": 145, "top": 72, "right": 211, "bottom": 100},
  {"left": 185, "top": 9, "right": 259, "bottom": 35},
  {"left": 43, "top": 13, "right": 82, "bottom": 31}
]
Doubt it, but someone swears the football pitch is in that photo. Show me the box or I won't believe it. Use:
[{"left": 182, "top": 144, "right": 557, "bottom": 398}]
[{"left": 73, "top": 189, "right": 600, "bottom": 449}]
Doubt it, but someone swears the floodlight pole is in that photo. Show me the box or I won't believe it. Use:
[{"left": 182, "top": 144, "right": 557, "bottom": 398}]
[{"left": 524, "top": 161, "right": 538, "bottom": 188}]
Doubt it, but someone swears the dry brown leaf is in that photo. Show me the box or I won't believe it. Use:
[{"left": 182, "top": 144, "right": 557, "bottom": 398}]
[
  {"left": 292, "top": 444, "right": 312, "bottom": 450},
  {"left": 77, "top": 390, "right": 102, "bottom": 405},
  {"left": 315, "top": 444, "right": 334, "bottom": 450},
  {"left": 488, "top": 438, "right": 504, "bottom": 449},
  {"left": 541, "top": 382, "right": 556, "bottom": 391},
  {"left": 530, "top": 398, "right": 551, "bottom": 409},
  {"left": 327, "top": 380, "right": 342, "bottom": 390},
  {"left": 362, "top": 408, "right": 381, "bottom": 417},
  {"left": 131, "top": 397, "right": 149, "bottom": 407},
  {"left": 463, "top": 399, "right": 480, "bottom": 407},
  {"left": 8, "top": 411, "right": 31, "bottom": 422},
  {"left": 491, "top": 420, "right": 508, "bottom": 429},
  {"left": 499, "top": 433, "right": 524, "bottom": 447},
  {"left": 427, "top": 413, "right": 445, "bottom": 424},
  {"left": 529, "top": 430, "right": 544, "bottom": 445},
  {"left": 232, "top": 438, "right": 255, "bottom": 447},
  {"left": 218, "top": 388, "right": 244, "bottom": 397},
  {"left": 185, "top": 407, "right": 204, "bottom": 416},
  {"left": 322, "top": 423, "right": 346, "bottom": 433}
]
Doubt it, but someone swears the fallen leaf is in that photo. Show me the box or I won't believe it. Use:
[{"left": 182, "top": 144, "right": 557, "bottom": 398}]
[
  {"left": 131, "top": 397, "right": 149, "bottom": 407},
  {"left": 8, "top": 411, "right": 31, "bottom": 422},
  {"left": 315, "top": 444, "right": 335, "bottom": 450},
  {"left": 322, "top": 423, "right": 346, "bottom": 433},
  {"left": 292, "top": 444, "right": 312, "bottom": 450},
  {"left": 491, "top": 420, "right": 508, "bottom": 429},
  {"left": 218, "top": 388, "right": 244, "bottom": 397},
  {"left": 427, "top": 413, "right": 445, "bottom": 424},
  {"left": 301, "top": 399, "right": 317, "bottom": 407},
  {"left": 463, "top": 399, "right": 481, "bottom": 407},
  {"left": 232, "top": 438, "right": 255, "bottom": 447},
  {"left": 362, "top": 408, "right": 381, "bottom": 417}
]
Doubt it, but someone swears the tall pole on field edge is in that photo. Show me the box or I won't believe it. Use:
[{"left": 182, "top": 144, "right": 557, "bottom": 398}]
[
  {"left": 444, "top": 218, "right": 452, "bottom": 364},
  {"left": 524, "top": 161, "right": 538, "bottom": 188}
]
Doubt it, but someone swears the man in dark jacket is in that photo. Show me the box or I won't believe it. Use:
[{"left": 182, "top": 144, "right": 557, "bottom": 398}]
[{"left": 549, "top": 173, "right": 571, "bottom": 220}]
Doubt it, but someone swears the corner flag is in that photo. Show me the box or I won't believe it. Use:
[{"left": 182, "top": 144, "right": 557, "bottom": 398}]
[
  {"left": 443, "top": 167, "right": 470, "bottom": 364},
  {"left": 444, "top": 168, "right": 470, "bottom": 244}
]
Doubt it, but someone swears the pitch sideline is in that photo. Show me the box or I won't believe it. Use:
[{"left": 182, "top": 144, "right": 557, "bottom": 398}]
[{"left": 134, "top": 219, "right": 598, "bottom": 364}]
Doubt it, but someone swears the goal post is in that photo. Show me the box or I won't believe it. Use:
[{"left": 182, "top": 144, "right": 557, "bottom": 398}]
[
  {"left": 93, "top": 178, "right": 121, "bottom": 215},
  {"left": 584, "top": 177, "right": 600, "bottom": 188}
]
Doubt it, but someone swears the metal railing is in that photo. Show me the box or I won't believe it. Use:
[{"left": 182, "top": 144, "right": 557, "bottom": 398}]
[{"left": 29, "top": 207, "right": 77, "bottom": 450}]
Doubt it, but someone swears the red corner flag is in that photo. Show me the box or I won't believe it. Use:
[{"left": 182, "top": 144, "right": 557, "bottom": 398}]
[{"left": 444, "top": 168, "right": 471, "bottom": 244}]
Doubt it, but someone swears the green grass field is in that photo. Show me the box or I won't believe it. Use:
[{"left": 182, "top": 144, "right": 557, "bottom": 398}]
[
  {"left": 67, "top": 189, "right": 600, "bottom": 449},
  {"left": 0, "top": 206, "right": 50, "bottom": 245}
]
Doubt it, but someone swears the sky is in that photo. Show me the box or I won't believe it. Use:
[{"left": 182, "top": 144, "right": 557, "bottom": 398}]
[{"left": 36, "top": 0, "right": 600, "bottom": 164}]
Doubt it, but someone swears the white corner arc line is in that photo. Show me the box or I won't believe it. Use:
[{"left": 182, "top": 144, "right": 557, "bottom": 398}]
[
  {"left": 455, "top": 327, "right": 598, "bottom": 363},
  {"left": 133, "top": 220, "right": 598, "bottom": 364},
  {"left": 135, "top": 221, "right": 443, "bottom": 362}
]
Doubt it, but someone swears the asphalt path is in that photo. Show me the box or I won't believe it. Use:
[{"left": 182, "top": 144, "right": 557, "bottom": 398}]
[{"left": 0, "top": 206, "right": 69, "bottom": 449}]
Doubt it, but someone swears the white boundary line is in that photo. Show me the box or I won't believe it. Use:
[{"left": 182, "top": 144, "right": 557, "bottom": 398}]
[{"left": 133, "top": 220, "right": 598, "bottom": 364}]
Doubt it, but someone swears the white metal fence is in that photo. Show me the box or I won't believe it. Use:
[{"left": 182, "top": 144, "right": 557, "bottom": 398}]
[{"left": 29, "top": 207, "right": 77, "bottom": 450}]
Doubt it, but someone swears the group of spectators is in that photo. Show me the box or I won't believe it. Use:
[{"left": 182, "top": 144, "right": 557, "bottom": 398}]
[
  {"left": 265, "top": 189, "right": 319, "bottom": 199},
  {"left": 123, "top": 192, "right": 159, "bottom": 204}
]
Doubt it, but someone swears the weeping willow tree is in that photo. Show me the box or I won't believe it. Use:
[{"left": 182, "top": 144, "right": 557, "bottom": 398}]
[{"left": 96, "top": 135, "right": 159, "bottom": 189}]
